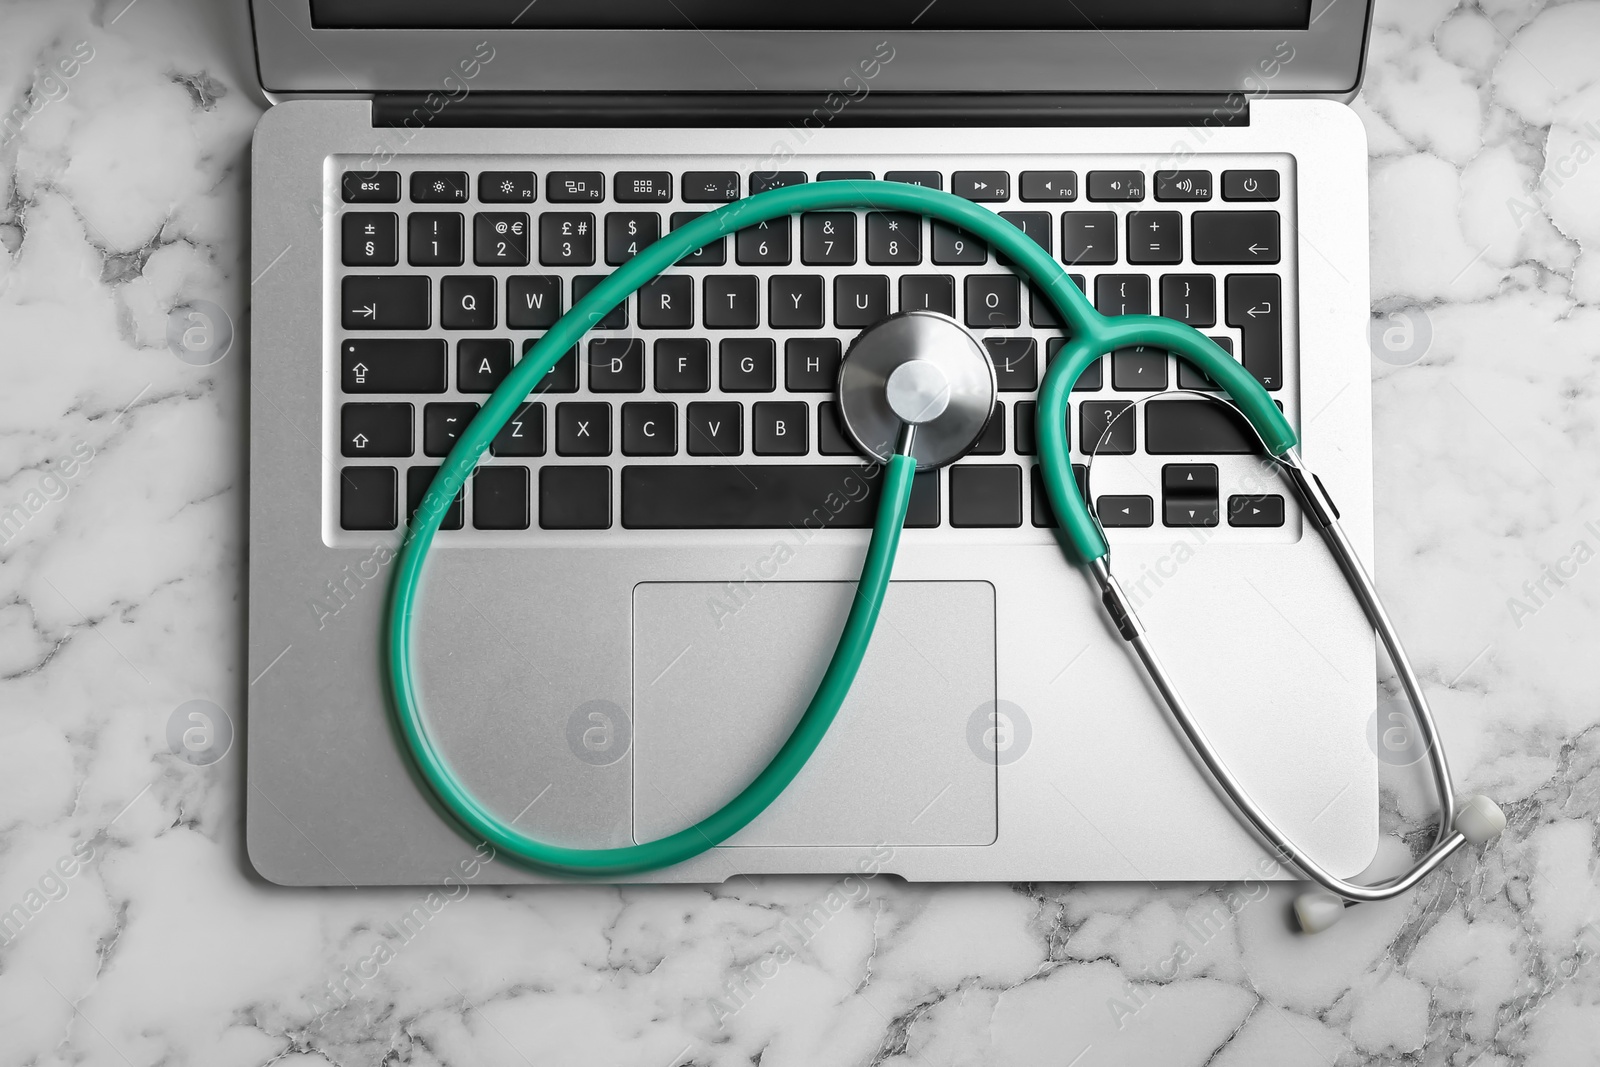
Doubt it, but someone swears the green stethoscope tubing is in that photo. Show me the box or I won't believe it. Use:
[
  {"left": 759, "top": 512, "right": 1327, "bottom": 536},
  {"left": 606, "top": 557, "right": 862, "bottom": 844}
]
[{"left": 387, "top": 180, "right": 1299, "bottom": 876}]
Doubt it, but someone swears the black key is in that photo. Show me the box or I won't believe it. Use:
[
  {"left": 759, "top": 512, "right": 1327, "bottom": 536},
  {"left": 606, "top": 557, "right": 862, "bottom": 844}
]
[
  {"left": 999, "top": 211, "right": 1052, "bottom": 256},
  {"left": 406, "top": 466, "right": 463, "bottom": 530},
  {"left": 605, "top": 212, "right": 661, "bottom": 265},
  {"left": 490, "top": 402, "right": 546, "bottom": 457},
  {"left": 949, "top": 465, "right": 1022, "bottom": 527},
  {"left": 749, "top": 171, "right": 807, "bottom": 194},
  {"left": 705, "top": 276, "right": 759, "bottom": 328},
  {"left": 539, "top": 213, "right": 596, "bottom": 266},
  {"left": 931, "top": 222, "right": 987, "bottom": 265},
  {"left": 540, "top": 466, "right": 611, "bottom": 529},
  {"left": 970, "top": 402, "right": 1005, "bottom": 455},
  {"left": 866, "top": 212, "right": 921, "bottom": 265},
  {"left": 441, "top": 276, "right": 496, "bottom": 329},
  {"left": 507, "top": 276, "right": 562, "bottom": 329},
  {"left": 457, "top": 338, "right": 512, "bottom": 393},
  {"left": 1029, "top": 277, "right": 1081, "bottom": 329},
  {"left": 423, "top": 402, "right": 478, "bottom": 457},
  {"left": 1222, "top": 170, "right": 1279, "bottom": 201},
  {"left": 1192, "top": 211, "right": 1281, "bottom": 264},
  {"left": 1154, "top": 170, "right": 1213, "bottom": 202},
  {"left": 620, "top": 464, "right": 931, "bottom": 529},
  {"left": 342, "top": 212, "right": 398, "bottom": 266},
  {"left": 1229, "top": 494, "right": 1285, "bottom": 527},
  {"left": 1225, "top": 275, "right": 1283, "bottom": 389},
  {"left": 753, "top": 402, "right": 810, "bottom": 456},
  {"left": 408, "top": 212, "right": 464, "bottom": 266},
  {"left": 340, "top": 466, "right": 397, "bottom": 530},
  {"left": 474, "top": 212, "right": 530, "bottom": 267},
  {"left": 817, "top": 402, "right": 854, "bottom": 456},
  {"left": 1014, "top": 401, "right": 1066, "bottom": 457},
  {"left": 1020, "top": 171, "right": 1077, "bottom": 202},
  {"left": 720, "top": 339, "right": 775, "bottom": 391},
  {"left": 1087, "top": 171, "right": 1144, "bottom": 201},
  {"left": 1177, "top": 336, "right": 1233, "bottom": 391},
  {"left": 835, "top": 275, "right": 889, "bottom": 328},
  {"left": 588, "top": 338, "right": 644, "bottom": 392},
  {"left": 546, "top": 171, "right": 604, "bottom": 203},
  {"left": 1094, "top": 274, "right": 1150, "bottom": 317},
  {"left": 1061, "top": 212, "right": 1117, "bottom": 265},
  {"left": 656, "top": 339, "right": 710, "bottom": 392},
  {"left": 886, "top": 170, "right": 942, "bottom": 190},
  {"left": 571, "top": 275, "right": 628, "bottom": 329},
  {"left": 639, "top": 275, "right": 693, "bottom": 329},
  {"left": 622, "top": 402, "right": 677, "bottom": 456},
  {"left": 1099, "top": 495, "right": 1155, "bottom": 528},
  {"left": 1030, "top": 463, "right": 1090, "bottom": 528},
  {"left": 1146, "top": 398, "right": 1255, "bottom": 454},
  {"left": 342, "top": 403, "right": 413, "bottom": 457},
  {"left": 900, "top": 275, "right": 955, "bottom": 315},
  {"left": 786, "top": 338, "right": 841, "bottom": 392},
  {"left": 984, "top": 338, "right": 1038, "bottom": 392},
  {"left": 1163, "top": 463, "right": 1219, "bottom": 494},
  {"left": 556, "top": 401, "right": 612, "bottom": 456},
  {"left": 682, "top": 171, "right": 740, "bottom": 203},
  {"left": 1164, "top": 496, "right": 1219, "bottom": 527},
  {"left": 1112, "top": 346, "right": 1168, "bottom": 391},
  {"left": 1160, "top": 274, "right": 1216, "bottom": 327},
  {"left": 801, "top": 213, "right": 856, "bottom": 265},
  {"left": 770, "top": 275, "right": 824, "bottom": 328},
  {"left": 687, "top": 401, "right": 742, "bottom": 456},
  {"left": 615, "top": 171, "right": 672, "bottom": 202},
  {"left": 736, "top": 218, "right": 791, "bottom": 266},
  {"left": 342, "top": 276, "right": 430, "bottom": 330},
  {"left": 525, "top": 341, "right": 579, "bottom": 393},
  {"left": 1127, "top": 211, "right": 1182, "bottom": 265},
  {"left": 952, "top": 171, "right": 1010, "bottom": 202},
  {"left": 479, "top": 171, "right": 537, "bottom": 203},
  {"left": 1080, "top": 400, "right": 1135, "bottom": 455},
  {"left": 341, "top": 339, "right": 445, "bottom": 393},
  {"left": 818, "top": 170, "right": 873, "bottom": 182},
  {"left": 965, "top": 275, "right": 1021, "bottom": 328},
  {"left": 474, "top": 466, "right": 530, "bottom": 530},
  {"left": 670, "top": 212, "right": 726, "bottom": 266},
  {"left": 342, "top": 171, "right": 399, "bottom": 203},
  {"left": 1046, "top": 337, "right": 1104, "bottom": 391},
  {"left": 410, "top": 171, "right": 468, "bottom": 203}
]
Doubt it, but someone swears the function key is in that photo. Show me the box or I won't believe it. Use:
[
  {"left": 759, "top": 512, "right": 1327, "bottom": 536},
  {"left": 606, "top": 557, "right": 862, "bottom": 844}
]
[
  {"left": 1154, "top": 170, "right": 1212, "bottom": 201},
  {"left": 818, "top": 170, "right": 874, "bottom": 181},
  {"left": 750, "top": 171, "right": 807, "bottom": 194},
  {"left": 615, "top": 171, "right": 672, "bottom": 202},
  {"left": 479, "top": 171, "right": 537, "bottom": 203},
  {"left": 547, "top": 171, "right": 605, "bottom": 202},
  {"left": 952, "top": 171, "right": 1010, "bottom": 202},
  {"left": 1087, "top": 171, "right": 1144, "bottom": 201},
  {"left": 410, "top": 171, "right": 469, "bottom": 203},
  {"left": 342, "top": 170, "right": 400, "bottom": 203},
  {"left": 682, "top": 171, "right": 741, "bottom": 203},
  {"left": 1223, "top": 170, "right": 1280, "bottom": 201},
  {"left": 1020, "top": 171, "right": 1077, "bottom": 202},
  {"left": 886, "top": 171, "right": 942, "bottom": 190}
]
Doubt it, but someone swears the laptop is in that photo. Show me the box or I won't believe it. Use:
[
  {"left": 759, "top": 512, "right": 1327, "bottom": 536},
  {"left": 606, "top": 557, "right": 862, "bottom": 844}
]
[{"left": 246, "top": 0, "right": 1380, "bottom": 886}]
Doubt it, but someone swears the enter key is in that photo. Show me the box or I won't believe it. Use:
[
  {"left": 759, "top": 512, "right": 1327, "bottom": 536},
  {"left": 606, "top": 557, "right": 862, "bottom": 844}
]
[{"left": 1225, "top": 275, "right": 1282, "bottom": 391}]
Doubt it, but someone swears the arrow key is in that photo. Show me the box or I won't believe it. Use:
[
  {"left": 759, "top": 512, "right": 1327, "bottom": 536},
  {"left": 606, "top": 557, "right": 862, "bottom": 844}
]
[
  {"left": 1163, "top": 496, "right": 1219, "bottom": 527},
  {"left": 1097, "top": 495, "right": 1154, "bottom": 528},
  {"left": 341, "top": 402, "right": 413, "bottom": 457},
  {"left": 1228, "top": 494, "right": 1285, "bottom": 527},
  {"left": 1162, "top": 463, "right": 1218, "bottom": 495}
]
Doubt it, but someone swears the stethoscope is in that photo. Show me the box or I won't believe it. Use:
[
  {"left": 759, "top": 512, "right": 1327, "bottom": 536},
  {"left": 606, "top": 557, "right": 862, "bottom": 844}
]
[{"left": 389, "top": 181, "right": 1504, "bottom": 934}]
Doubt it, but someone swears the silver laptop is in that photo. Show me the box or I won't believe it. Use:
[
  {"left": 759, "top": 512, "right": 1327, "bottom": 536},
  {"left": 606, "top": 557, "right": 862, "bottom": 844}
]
[{"left": 246, "top": 1, "right": 1381, "bottom": 886}]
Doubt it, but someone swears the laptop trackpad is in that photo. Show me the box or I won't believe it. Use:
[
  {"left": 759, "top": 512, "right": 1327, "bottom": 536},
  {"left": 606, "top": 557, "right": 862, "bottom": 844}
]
[{"left": 632, "top": 581, "right": 997, "bottom": 847}]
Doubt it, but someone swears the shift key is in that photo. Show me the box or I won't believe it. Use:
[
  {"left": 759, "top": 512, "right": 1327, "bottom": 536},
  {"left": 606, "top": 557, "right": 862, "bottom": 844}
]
[
  {"left": 342, "top": 276, "right": 431, "bottom": 329},
  {"left": 1225, "top": 274, "right": 1282, "bottom": 390}
]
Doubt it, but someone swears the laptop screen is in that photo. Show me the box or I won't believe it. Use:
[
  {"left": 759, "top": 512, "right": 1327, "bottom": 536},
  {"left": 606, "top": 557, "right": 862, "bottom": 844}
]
[{"left": 311, "top": 1, "right": 1313, "bottom": 31}]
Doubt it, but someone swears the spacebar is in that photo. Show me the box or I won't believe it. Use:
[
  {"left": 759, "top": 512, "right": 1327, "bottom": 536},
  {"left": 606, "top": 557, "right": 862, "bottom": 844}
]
[{"left": 622, "top": 465, "right": 882, "bottom": 529}]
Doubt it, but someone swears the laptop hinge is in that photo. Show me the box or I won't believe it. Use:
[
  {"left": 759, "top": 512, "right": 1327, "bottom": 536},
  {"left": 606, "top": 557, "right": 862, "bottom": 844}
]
[{"left": 371, "top": 92, "right": 1249, "bottom": 129}]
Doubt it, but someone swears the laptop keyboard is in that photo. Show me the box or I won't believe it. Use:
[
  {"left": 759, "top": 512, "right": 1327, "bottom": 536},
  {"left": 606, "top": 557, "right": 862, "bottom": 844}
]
[{"left": 331, "top": 159, "right": 1295, "bottom": 537}]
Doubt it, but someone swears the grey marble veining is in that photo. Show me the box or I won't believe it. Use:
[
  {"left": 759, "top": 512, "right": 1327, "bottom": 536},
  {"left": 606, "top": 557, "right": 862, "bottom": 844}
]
[{"left": 1, "top": 0, "right": 1598, "bottom": 1063}]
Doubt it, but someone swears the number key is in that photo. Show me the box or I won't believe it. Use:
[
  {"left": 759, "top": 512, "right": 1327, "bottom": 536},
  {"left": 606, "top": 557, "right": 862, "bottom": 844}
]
[
  {"left": 801, "top": 212, "right": 856, "bottom": 265},
  {"left": 736, "top": 218, "right": 791, "bottom": 265},
  {"left": 473, "top": 212, "right": 530, "bottom": 267},
  {"left": 408, "top": 212, "right": 463, "bottom": 267},
  {"left": 931, "top": 221, "right": 986, "bottom": 265},
  {"left": 606, "top": 212, "right": 661, "bottom": 265},
  {"left": 539, "top": 212, "right": 595, "bottom": 266},
  {"left": 342, "top": 212, "right": 397, "bottom": 266},
  {"left": 866, "top": 212, "right": 921, "bottom": 265}
]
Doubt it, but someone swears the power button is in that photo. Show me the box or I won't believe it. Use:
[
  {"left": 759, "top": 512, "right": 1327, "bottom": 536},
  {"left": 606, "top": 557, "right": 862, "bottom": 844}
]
[{"left": 1222, "top": 170, "right": 1280, "bottom": 201}]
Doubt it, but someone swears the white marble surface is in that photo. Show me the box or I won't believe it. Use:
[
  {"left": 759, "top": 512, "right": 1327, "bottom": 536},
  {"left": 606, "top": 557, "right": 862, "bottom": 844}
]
[{"left": 2, "top": 0, "right": 1599, "bottom": 1063}]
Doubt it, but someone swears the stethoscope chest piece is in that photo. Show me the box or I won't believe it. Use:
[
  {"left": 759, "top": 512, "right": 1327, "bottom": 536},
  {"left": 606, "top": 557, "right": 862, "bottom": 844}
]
[{"left": 837, "top": 311, "right": 997, "bottom": 469}]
